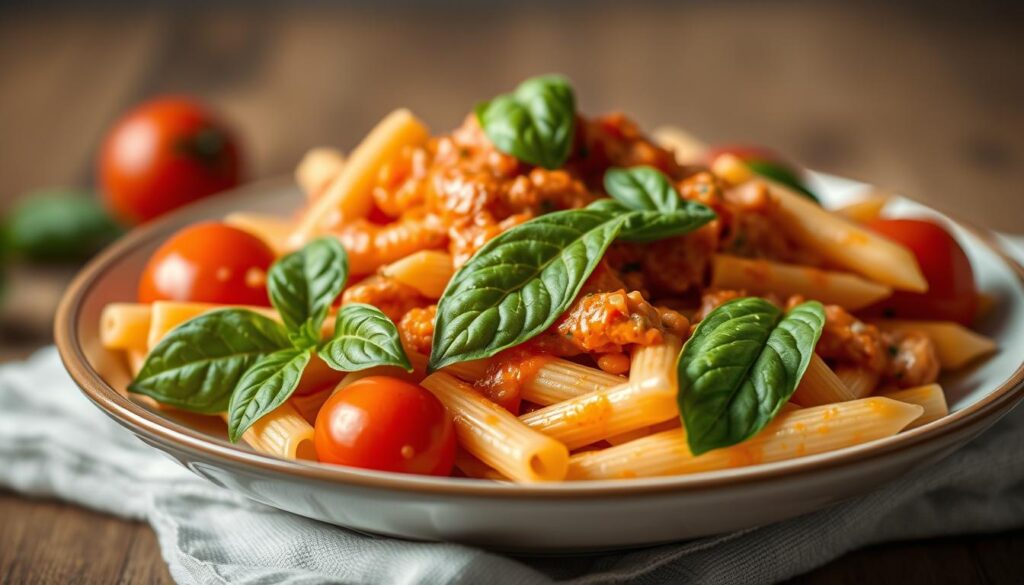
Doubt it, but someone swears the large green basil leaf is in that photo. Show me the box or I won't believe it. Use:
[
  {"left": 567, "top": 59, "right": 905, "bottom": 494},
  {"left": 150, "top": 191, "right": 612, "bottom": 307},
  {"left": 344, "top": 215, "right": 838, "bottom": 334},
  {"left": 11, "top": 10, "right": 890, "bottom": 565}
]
[
  {"left": 128, "top": 309, "right": 291, "bottom": 414},
  {"left": 319, "top": 303, "right": 412, "bottom": 372},
  {"left": 267, "top": 237, "right": 348, "bottom": 344},
  {"left": 226, "top": 347, "right": 312, "bottom": 442},
  {"left": 586, "top": 199, "right": 716, "bottom": 243},
  {"left": 676, "top": 298, "right": 825, "bottom": 455},
  {"left": 604, "top": 166, "right": 683, "bottom": 212},
  {"left": 475, "top": 75, "right": 576, "bottom": 169},
  {"left": 429, "top": 208, "right": 628, "bottom": 371}
]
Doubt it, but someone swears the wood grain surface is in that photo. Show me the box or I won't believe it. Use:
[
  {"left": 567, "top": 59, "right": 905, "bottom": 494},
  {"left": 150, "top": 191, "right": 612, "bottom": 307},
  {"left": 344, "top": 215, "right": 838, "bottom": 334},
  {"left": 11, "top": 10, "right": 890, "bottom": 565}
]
[{"left": 0, "top": 1, "right": 1021, "bottom": 583}]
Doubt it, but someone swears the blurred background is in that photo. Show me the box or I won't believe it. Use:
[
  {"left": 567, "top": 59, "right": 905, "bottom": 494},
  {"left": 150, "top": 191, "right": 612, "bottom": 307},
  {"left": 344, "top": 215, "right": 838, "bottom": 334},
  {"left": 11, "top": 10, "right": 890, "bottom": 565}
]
[{"left": 0, "top": 0, "right": 1021, "bottom": 581}]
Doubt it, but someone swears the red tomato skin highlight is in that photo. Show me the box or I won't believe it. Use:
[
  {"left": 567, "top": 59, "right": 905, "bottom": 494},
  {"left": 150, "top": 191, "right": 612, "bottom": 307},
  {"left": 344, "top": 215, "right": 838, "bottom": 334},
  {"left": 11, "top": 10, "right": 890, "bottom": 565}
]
[
  {"left": 314, "top": 376, "right": 456, "bottom": 476},
  {"left": 100, "top": 96, "right": 242, "bottom": 224},
  {"left": 863, "top": 218, "right": 978, "bottom": 326},
  {"left": 138, "top": 222, "right": 274, "bottom": 306}
]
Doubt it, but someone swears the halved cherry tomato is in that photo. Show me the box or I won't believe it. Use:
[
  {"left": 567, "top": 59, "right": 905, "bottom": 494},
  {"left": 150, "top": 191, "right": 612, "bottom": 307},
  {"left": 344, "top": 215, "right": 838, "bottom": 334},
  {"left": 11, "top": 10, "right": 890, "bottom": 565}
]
[
  {"left": 864, "top": 218, "right": 977, "bottom": 325},
  {"left": 314, "top": 376, "right": 456, "bottom": 476},
  {"left": 100, "top": 97, "right": 242, "bottom": 224},
  {"left": 138, "top": 222, "right": 274, "bottom": 305}
]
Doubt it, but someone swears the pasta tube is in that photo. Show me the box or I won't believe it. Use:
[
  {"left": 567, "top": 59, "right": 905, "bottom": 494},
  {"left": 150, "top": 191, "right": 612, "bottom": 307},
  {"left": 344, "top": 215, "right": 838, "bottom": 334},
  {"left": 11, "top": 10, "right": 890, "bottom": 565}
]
[
  {"left": 420, "top": 372, "right": 568, "bottom": 482},
  {"left": 834, "top": 192, "right": 890, "bottom": 223},
  {"left": 568, "top": 397, "right": 923, "bottom": 480},
  {"left": 295, "top": 147, "right": 345, "bottom": 198},
  {"left": 870, "top": 319, "right": 997, "bottom": 370},
  {"left": 519, "top": 382, "right": 678, "bottom": 450},
  {"left": 880, "top": 384, "right": 948, "bottom": 429},
  {"left": 290, "top": 387, "right": 333, "bottom": 425},
  {"left": 146, "top": 301, "right": 326, "bottom": 349},
  {"left": 835, "top": 366, "right": 879, "bottom": 399},
  {"left": 712, "top": 153, "right": 927, "bottom": 292},
  {"left": 454, "top": 449, "right": 506, "bottom": 481},
  {"left": 380, "top": 250, "right": 454, "bottom": 299},
  {"left": 522, "top": 359, "right": 625, "bottom": 405},
  {"left": 100, "top": 303, "right": 153, "bottom": 351},
  {"left": 224, "top": 212, "right": 294, "bottom": 256},
  {"left": 229, "top": 403, "right": 317, "bottom": 461},
  {"left": 291, "top": 109, "right": 430, "bottom": 246},
  {"left": 710, "top": 254, "right": 892, "bottom": 310},
  {"left": 651, "top": 125, "right": 707, "bottom": 164},
  {"left": 791, "top": 355, "right": 857, "bottom": 406}
]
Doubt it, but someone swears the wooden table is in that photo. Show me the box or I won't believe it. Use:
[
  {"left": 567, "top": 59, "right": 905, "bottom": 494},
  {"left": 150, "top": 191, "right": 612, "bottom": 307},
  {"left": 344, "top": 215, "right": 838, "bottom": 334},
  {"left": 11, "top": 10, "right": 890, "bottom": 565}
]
[{"left": 1, "top": 2, "right": 1021, "bottom": 583}]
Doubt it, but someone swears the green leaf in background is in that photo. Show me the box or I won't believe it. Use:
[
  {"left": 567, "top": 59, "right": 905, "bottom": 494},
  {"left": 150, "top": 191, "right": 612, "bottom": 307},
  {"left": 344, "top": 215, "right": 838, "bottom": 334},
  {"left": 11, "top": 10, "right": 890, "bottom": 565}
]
[
  {"left": 603, "top": 166, "right": 684, "bottom": 212},
  {"left": 676, "top": 297, "right": 825, "bottom": 456},
  {"left": 744, "top": 160, "right": 819, "bottom": 203},
  {"left": 128, "top": 309, "right": 291, "bottom": 413},
  {"left": 267, "top": 237, "right": 348, "bottom": 343},
  {"left": 429, "top": 207, "right": 627, "bottom": 371},
  {"left": 4, "top": 190, "right": 123, "bottom": 262},
  {"left": 319, "top": 303, "right": 412, "bottom": 372},
  {"left": 226, "top": 347, "right": 312, "bottom": 442},
  {"left": 475, "top": 75, "right": 577, "bottom": 169}
]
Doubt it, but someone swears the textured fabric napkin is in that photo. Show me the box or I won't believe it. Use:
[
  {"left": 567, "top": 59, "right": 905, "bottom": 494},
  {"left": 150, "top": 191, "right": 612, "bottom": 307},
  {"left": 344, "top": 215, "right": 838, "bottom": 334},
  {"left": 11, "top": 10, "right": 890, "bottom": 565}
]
[{"left": 1, "top": 236, "right": 1022, "bottom": 584}]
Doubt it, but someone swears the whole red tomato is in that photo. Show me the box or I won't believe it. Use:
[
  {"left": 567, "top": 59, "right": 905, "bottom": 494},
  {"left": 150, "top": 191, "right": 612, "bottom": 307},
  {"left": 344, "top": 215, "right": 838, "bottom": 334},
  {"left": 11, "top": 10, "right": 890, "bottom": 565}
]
[
  {"left": 314, "top": 376, "right": 456, "bottom": 476},
  {"left": 100, "top": 97, "right": 242, "bottom": 224},
  {"left": 138, "top": 222, "right": 274, "bottom": 306},
  {"left": 864, "top": 218, "right": 978, "bottom": 325}
]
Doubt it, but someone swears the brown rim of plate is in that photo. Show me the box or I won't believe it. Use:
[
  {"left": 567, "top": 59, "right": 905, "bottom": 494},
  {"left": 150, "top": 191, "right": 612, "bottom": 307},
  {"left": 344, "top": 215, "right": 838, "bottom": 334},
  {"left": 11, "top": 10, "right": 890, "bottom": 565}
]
[{"left": 55, "top": 178, "right": 1024, "bottom": 499}]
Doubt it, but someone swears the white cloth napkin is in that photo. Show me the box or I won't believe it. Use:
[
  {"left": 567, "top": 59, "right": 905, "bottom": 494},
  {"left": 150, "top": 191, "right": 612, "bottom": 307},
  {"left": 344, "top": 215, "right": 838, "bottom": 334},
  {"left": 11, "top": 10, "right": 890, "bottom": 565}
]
[{"left": 2, "top": 235, "right": 1022, "bottom": 584}]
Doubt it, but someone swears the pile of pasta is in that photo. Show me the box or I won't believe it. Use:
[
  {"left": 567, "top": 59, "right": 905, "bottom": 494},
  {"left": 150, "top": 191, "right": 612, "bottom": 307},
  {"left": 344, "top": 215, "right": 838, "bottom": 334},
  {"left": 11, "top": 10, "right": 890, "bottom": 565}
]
[{"left": 100, "top": 109, "right": 998, "bottom": 483}]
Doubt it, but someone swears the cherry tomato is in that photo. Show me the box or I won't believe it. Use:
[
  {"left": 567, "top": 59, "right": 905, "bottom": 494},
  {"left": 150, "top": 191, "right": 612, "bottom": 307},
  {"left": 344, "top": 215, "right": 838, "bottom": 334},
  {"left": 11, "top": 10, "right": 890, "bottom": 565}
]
[
  {"left": 314, "top": 376, "right": 456, "bottom": 476},
  {"left": 100, "top": 97, "right": 242, "bottom": 224},
  {"left": 138, "top": 222, "right": 274, "bottom": 305},
  {"left": 864, "top": 218, "right": 978, "bottom": 325}
]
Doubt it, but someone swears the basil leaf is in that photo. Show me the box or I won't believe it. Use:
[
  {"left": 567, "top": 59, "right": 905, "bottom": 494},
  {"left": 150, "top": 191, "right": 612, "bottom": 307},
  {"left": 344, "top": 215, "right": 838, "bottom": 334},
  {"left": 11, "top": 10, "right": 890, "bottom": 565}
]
[
  {"left": 586, "top": 199, "right": 716, "bottom": 243},
  {"left": 475, "top": 75, "right": 576, "bottom": 169},
  {"left": 267, "top": 237, "right": 348, "bottom": 340},
  {"left": 319, "top": 303, "right": 412, "bottom": 372},
  {"left": 744, "top": 160, "right": 819, "bottom": 203},
  {"left": 128, "top": 309, "right": 291, "bottom": 414},
  {"left": 429, "top": 208, "right": 628, "bottom": 370},
  {"left": 226, "top": 347, "right": 312, "bottom": 442},
  {"left": 676, "top": 298, "right": 825, "bottom": 456},
  {"left": 604, "top": 166, "right": 682, "bottom": 212}
]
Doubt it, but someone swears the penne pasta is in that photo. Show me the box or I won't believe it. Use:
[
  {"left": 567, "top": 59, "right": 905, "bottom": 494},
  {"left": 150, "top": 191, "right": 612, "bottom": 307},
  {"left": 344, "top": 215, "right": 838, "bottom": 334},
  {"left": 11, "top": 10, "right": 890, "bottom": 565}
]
[
  {"left": 224, "top": 212, "right": 294, "bottom": 256},
  {"left": 295, "top": 147, "right": 345, "bottom": 198},
  {"left": 870, "top": 319, "right": 997, "bottom": 370},
  {"left": 147, "top": 301, "right": 279, "bottom": 349},
  {"left": 835, "top": 366, "right": 879, "bottom": 399},
  {"left": 100, "top": 303, "right": 153, "bottom": 351},
  {"left": 380, "top": 250, "right": 454, "bottom": 299},
  {"left": 420, "top": 372, "right": 568, "bottom": 482},
  {"left": 710, "top": 254, "right": 892, "bottom": 310},
  {"left": 454, "top": 449, "right": 507, "bottom": 481},
  {"left": 522, "top": 358, "right": 626, "bottom": 406},
  {"left": 230, "top": 402, "right": 317, "bottom": 461},
  {"left": 791, "top": 355, "right": 857, "bottom": 406},
  {"left": 519, "top": 381, "right": 678, "bottom": 451},
  {"left": 651, "top": 125, "right": 708, "bottom": 164},
  {"left": 880, "top": 384, "right": 948, "bottom": 429},
  {"left": 126, "top": 349, "right": 147, "bottom": 378},
  {"left": 628, "top": 335, "right": 683, "bottom": 393},
  {"left": 712, "top": 154, "right": 927, "bottom": 292},
  {"left": 291, "top": 109, "right": 430, "bottom": 246},
  {"left": 834, "top": 191, "right": 890, "bottom": 223},
  {"left": 568, "top": 397, "right": 923, "bottom": 480}
]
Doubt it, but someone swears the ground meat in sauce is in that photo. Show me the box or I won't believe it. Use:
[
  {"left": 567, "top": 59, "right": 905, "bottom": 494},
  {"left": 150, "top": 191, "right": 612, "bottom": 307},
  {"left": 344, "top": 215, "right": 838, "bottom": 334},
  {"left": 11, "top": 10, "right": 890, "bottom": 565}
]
[
  {"left": 397, "top": 304, "right": 436, "bottom": 356},
  {"left": 883, "top": 330, "right": 941, "bottom": 388},
  {"left": 341, "top": 275, "right": 428, "bottom": 323}
]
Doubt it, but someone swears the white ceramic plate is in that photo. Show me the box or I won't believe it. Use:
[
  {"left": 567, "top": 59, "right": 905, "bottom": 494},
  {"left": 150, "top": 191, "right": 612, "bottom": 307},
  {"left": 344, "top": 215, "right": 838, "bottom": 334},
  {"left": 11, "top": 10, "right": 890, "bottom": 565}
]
[{"left": 56, "top": 173, "right": 1024, "bottom": 551}]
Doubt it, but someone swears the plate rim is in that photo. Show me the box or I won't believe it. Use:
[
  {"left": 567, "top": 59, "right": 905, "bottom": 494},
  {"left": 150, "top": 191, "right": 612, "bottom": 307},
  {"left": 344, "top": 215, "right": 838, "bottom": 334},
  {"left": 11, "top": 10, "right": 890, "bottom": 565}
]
[{"left": 55, "top": 176, "right": 1024, "bottom": 499}]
